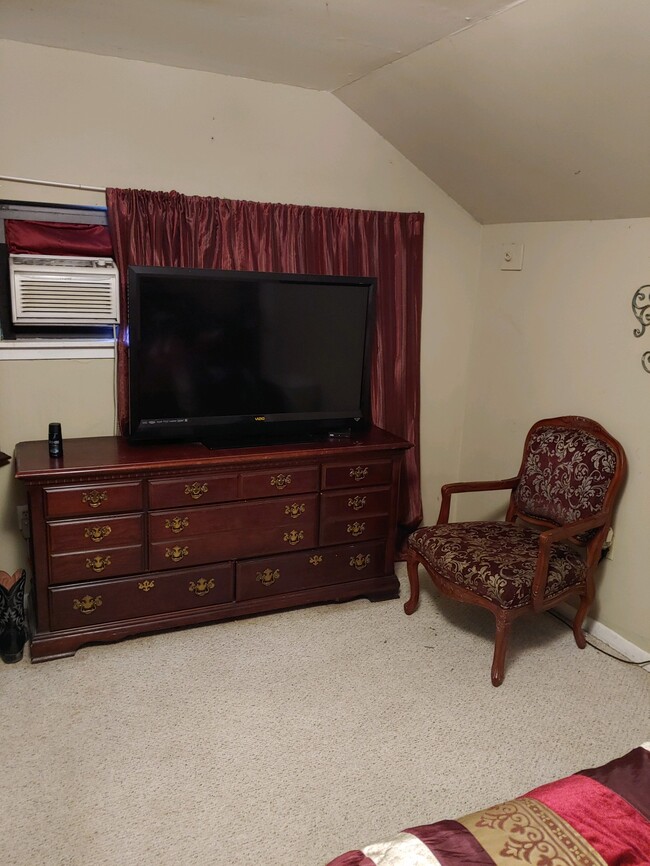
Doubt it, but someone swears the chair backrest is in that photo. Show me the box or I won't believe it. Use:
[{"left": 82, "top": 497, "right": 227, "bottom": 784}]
[{"left": 512, "top": 416, "right": 626, "bottom": 529}]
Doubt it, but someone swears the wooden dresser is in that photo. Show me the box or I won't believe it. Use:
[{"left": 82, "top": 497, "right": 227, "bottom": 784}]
[{"left": 14, "top": 426, "right": 410, "bottom": 662}]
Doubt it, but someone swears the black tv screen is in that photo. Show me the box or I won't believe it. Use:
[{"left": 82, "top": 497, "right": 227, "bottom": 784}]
[{"left": 126, "top": 266, "right": 376, "bottom": 446}]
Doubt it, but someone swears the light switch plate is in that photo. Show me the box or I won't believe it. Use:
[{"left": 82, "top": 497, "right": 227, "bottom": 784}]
[{"left": 500, "top": 243, "right": 524, "bottom": 270}]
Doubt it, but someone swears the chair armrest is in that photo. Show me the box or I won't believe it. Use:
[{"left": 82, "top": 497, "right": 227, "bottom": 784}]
[
  {"left": 531, "top": 511, "right": 610, "bottom": 611},
  {"left": 437, "top": 477, "right": 520, "bottom": 524},
  {"left": 539, "top": 512, "right": 610, "bottom": 544}
]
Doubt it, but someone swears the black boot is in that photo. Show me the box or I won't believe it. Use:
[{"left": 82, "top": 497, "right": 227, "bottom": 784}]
[{"left": 0, "top": 569, "right": 27, "bottom": 664}]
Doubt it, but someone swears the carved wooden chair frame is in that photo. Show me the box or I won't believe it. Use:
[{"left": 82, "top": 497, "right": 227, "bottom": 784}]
[{"left": 405, "top": 416, "right": 627, "bottom": 686}]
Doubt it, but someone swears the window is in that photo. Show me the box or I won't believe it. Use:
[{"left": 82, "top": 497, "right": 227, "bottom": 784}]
[{"left": 0, "top": 200, "right": 116, "bottom": 358}]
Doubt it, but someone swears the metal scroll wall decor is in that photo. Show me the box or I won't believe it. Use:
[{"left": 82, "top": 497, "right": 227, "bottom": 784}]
[{"left": 632, "top": 285, "right": 650, "bottom": 373}]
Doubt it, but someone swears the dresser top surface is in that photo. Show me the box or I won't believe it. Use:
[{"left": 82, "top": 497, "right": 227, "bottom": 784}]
[{"left": 14, "top": 426, "right": 411, "bottom": 481}]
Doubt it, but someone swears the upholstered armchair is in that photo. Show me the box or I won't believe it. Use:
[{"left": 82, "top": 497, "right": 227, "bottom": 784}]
[{"left": 405, "top": 416, "right": 626, "bottom": 686}]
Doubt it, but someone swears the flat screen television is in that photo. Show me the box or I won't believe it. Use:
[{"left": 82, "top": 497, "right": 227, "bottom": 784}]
[{"left": 126, "top": 266, "right": 376, "bottom": 447}]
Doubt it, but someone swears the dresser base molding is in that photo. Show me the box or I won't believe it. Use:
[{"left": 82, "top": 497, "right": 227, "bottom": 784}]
[
  {"left": 15, "top": 427, "right": 410, "bottom": 662},
  {"left": 28, "top": 573, "right": 400, "bottom": 662}
]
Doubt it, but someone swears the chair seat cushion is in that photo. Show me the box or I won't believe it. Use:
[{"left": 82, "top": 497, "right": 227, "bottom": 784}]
[{"left": 408, "top": 522, "right": 586, "bottom": 610}]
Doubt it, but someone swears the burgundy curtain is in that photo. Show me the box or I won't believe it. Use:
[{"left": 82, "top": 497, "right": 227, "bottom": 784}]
[
  {"left": 4, "top": 220, "right": 113, "bottom": 256},
  {"left": 106, "top": 188, "right": 423, "bottom": 540}
]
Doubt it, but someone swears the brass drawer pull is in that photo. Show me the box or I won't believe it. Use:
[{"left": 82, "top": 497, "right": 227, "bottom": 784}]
[
  {"left": 347, "top": 521, "right": 366, "bottom": 537},
  {"left": 82, "top": 490, "right": 108, "bottom": 509},
  {"left": 285, "top": 502, "right": 305, "bottom": 519},
  {"left": 348, "top": 495, "right": 367, "bottom": 511},
  {"left": 138, "top": 580, "right": 155, "bottom": 592},
  {"left": 271, "top": 473, "right": 292, "bottom": 490},
  {"left": 165, "top": 516, "right": 189, "bottom": 534},
  {"left": 73, "top": 594, "right": 103, "bottom": 615},
  {"left": 350, "top": 553, "right": 371, "bottom": 571},
  {"left": 85, "top": 555, "right": 111, "bottom": 573},
  {"left": 84, "top": 525, "right": 112, "bottom": 543},
  {"left": 256, "top": 568, "right": 280, "bottom": 587},
  {"left": 309, "top": 555, "right": 323, "bottom": 566},
  {"left": 165, "top": 545, "right": 189, "bottom": 563},
  {"left": 349, "top": 466, "right": 369, "bottom": 482},
  {"left": 283, "top": 529, "right": 305, "bottom": 546},
  {"left": 185, "top": 482, "right": 208, "bottom": 500},
  {"left": 188, "top": 577, "right": 215, "bottom": 596}
]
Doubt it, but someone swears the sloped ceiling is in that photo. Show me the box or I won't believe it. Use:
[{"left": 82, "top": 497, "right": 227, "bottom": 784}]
[
  {"left": 0, "top": 0, "right": 524, "bottom": 92},
  {"left": 1, "top": 0, "right": 648, "bottom": 223},
  {"left": 335, "top": 0, "right": 650, "bottom": 223}
]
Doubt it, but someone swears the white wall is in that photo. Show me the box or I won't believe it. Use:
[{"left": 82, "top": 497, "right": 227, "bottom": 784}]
[
  {"left": 459, "top": 220, "right": 650, "bottom": 651},
  {"left": 0, "top": 41, "right": 481, "bottom": 573}
]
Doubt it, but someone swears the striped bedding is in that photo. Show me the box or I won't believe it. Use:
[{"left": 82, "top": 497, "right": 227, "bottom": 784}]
[{"left": 326, "top": 743, "right": 650, "bottom": 866}]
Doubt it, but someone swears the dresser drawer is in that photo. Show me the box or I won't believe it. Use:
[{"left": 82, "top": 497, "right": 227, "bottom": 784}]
[
  {"left": 319, "top": 513, "right": 390, "bottom": 546},
  {"left": 149, "top": 495, "right": 318, "bottom": 541},
  {"left": 236, "top": 540, "right": 386, "bottom": 601},
  {"left": 149, "top": 514, "right": 318, "bottom": 571},
  {"left": 320, "top": 487, "right": 392, "bottom": 520},
  {"left": 320, "top": 486, "right": 391, "bottom": 546},
  {"left": 48, "top": 563, "right": 234, "bottom": 631},
  {"left": 44, "top": 481, "right": 143, "bottom": 518},
  {"left": 49, "top": 544, "right": 144, "bottom": 586},
  {"left": 148, "top": 473, "right": 238, "bottom": 509},
  {"left": 321, "top": 460, "right": 393, "bottom": 490},
  {"left": 47, "top": 514, "right": 144, "bottom": 554},
  {"left": 239, "top": 465, "right": 319, "bottom": 499}
]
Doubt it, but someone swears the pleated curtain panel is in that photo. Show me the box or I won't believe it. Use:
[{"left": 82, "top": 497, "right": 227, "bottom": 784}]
[{"left": 106, "top": 187, "right": 424, "bottom": 545}]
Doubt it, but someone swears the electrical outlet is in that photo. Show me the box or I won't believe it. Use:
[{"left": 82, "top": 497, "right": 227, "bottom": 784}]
[
  {"left": 16, "top": 505, "right": 30, "bottom": 539},
  {"left": 604, "top": 527, "right": 614, "bottom": 561}
]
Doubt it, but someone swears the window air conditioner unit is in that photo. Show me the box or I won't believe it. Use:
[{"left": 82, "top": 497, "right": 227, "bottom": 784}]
[{"left": 9, "top": 254, "right": 120, "bottom": 326}]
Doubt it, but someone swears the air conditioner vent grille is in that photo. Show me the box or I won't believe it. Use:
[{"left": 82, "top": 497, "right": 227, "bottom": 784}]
[{"left": 9, "top": 255, "right": 120, "bottom": 325}]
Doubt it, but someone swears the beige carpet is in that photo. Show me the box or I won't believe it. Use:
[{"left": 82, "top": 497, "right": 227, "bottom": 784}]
[{"left": 2, "top": 564, "right": 649, "bottom": 866}]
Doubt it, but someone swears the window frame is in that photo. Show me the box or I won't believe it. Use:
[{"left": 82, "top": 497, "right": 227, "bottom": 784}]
[{"left": 0, "top": 199, "right": 115, "bottom": 358}]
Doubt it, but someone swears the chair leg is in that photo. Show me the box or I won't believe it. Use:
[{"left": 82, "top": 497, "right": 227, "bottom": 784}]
[
  {"left": 404, "top": 558, "right": 420, "bottom": 615},
  {"left": 491, "top": 612, "right": 511, "bottom": 687},
  {"left": 572, "top": 594, "right": 592, "bottom": 649}
]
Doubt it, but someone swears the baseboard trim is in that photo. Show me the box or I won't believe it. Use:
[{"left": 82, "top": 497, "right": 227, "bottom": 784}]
[{"left": 554, "top": 602, "right": 650, "bottom": 672}]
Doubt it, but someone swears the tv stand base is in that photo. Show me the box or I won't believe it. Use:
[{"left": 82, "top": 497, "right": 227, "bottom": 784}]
[
  {"left": 327, "top": 428, "right": 352, "bottom": 440},
  {"left": 201, "top": 427, "right": 355, "bottom": 450}
]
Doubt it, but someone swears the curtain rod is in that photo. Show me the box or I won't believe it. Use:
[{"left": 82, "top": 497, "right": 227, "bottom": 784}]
[{"left": 0, "top": 174, "right": 105, "bottom": 193}]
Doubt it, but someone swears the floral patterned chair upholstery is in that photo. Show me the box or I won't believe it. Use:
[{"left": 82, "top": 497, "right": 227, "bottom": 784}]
[{"left": 405, "top": 416, "right": 626, "bottom": 686}]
